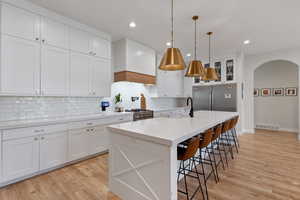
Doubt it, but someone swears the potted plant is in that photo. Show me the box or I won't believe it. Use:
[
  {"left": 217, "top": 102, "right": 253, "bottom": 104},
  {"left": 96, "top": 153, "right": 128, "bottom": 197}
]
[{"left": 114, "top": 93, "right": 123, "bottom": 112}]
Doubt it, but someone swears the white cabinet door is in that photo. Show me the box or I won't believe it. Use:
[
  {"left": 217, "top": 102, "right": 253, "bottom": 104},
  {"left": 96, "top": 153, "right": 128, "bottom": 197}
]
[
  {"left": 2, "top": 3, "right": 40, "bottom": 41},
  {"left": 91, "top": 58, "right": 111, "bottom": 97},
  {"left": 68, "top": 129, "right": 90, "bottom": 161},
  {"left": 40, "top": 132, "right": 68, "bottom": 170},
  {"left": 70, "top": 27, "right": 91, "bottom": 54},
  {"left": 2, "top": 136, "right": 40, "bottom": 181},
  {"left": 41, "top": 45, "right": 69, "bottom": 96},
  {"left": 70, "top": 52, "right": 91, "bottom": 96},
  {"left": 41, "top": 17, "right": 68, "bottom": 49},
  {"left": 88, "top": 126, "right": 109, "bottom": 155},
  {"left": 90, "top": 36, "right": 110, "bottom": 59},
  {"left": 1, "top": 35, "right": 40, "bottom": 95}
]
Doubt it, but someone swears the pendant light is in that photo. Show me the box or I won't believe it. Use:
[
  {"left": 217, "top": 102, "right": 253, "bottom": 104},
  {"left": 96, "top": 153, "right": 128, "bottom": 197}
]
[
  {"left": 185, "top": 16, "right": 205, "bottom": 77},
  {"left": 203, "top": 32, "right": 218, "bottom": 81},
  {"left": 159, "top": 0, "right": 186, "bottom": 71}
]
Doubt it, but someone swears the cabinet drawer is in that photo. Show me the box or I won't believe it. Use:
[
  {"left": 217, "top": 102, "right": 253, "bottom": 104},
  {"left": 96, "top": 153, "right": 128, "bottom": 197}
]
[
  {"left": 3, "top": 124, "right": 68, "bottom": 141},
  {"left": 68, "top": 115, "right": 132, "bottom": 130}
]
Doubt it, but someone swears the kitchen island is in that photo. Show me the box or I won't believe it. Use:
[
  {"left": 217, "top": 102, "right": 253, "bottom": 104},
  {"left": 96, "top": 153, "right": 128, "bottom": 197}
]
[{"left": 108, "top": 111, "right": 239, "bottom": 200}]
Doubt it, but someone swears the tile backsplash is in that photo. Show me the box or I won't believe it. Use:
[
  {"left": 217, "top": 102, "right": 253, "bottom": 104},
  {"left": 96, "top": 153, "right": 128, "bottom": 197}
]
[{"left": 0, "top": 97, "right": 103, "bottom": 121}]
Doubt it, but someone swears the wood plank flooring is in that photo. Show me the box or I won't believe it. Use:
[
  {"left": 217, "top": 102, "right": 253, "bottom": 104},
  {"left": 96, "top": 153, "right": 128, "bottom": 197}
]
[{"left": 0, "top": 129, "right": 299, "bottom": 200}]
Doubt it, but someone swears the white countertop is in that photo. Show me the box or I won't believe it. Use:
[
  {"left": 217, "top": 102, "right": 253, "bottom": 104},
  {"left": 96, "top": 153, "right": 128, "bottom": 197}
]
[
  {"left": 0, "top": 112, "right": 133, "bottom": 130},
  {"left": 108, "top": 111, "right": 238, "bottom": 146}
]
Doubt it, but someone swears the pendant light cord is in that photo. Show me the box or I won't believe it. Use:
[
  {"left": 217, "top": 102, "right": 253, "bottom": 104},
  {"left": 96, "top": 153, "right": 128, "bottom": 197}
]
[
  {"left": 209, "top": 33, "right": 211, "bottom": 67},
  {"left": 194, "top": 19, "right": 197, "bottom": 60},
  {"left": 171, "top": 0, "right": 174, "bottom": 48}
]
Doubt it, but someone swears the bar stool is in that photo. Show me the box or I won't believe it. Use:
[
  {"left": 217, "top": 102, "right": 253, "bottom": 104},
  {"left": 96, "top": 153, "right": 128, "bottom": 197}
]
[
  {"left": 177, "top": 136, "right": 205, "bottom": 200},
  {"left": 220, "top": 120, "right": 234, "bottom": 160},
  {"left": 229, "top": 116, "right": 240, "bottom": 151},
  {"left": 209, "top": 124, "right": 226, "bottom": 171},
  {"left": 194, "top": 129, "right": 216, "bottom": 200}
]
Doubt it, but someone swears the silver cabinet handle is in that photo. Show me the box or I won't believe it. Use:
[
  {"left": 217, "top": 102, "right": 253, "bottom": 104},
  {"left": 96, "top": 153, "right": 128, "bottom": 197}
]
[
  {"left": 87, "top": 122, "right": 93, "bottom": 126},
  {"left": 41, "top": 136, "right": 45, "bottom": 140},
  {"left": 90, "top": 128, "right": 94, "bottom": 131},
  {"left": 86, "top": 129, "right": 90, "bottom": 132},
  {"left": 34, "top": 137, "right": 39, "bottom": 141},
  {"left": 35, "top": 37, "right": 39, "bottom": 41},
  {"left": 42, "top": 39, "right": 45, "bottom": 43},
  {"left": 89, "top": 51, "right": 93, "bottom": 55}
]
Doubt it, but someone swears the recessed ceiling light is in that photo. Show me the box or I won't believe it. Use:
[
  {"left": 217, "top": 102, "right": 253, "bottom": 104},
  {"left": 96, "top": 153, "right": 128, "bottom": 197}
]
[
  {"left": 129, "top": 22, "right": 136, "bottom": 28},
  {"left": 166, "top": 42, "right": 171, "bottom": 46},
  {"left": 243, "top": 40, "right": 251, "bottom": 45},
  {"left": 186, "top": 53, "right": 192, "bottom": 57}
]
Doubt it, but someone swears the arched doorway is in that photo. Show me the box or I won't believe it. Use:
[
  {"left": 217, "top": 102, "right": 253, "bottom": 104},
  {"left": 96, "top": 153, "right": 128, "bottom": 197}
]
[{"left": 253, "top": 60, "right": 299, "bottom": 133}]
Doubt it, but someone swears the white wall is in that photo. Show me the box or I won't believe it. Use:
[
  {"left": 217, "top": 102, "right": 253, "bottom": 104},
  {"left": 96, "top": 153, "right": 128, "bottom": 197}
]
[
  {"left": 107, "top": 82, "right": 185, "bottom": 110},
  {"left": 243, "top": 47, "right": 300, "bottom": 139},
  {"left": 254, "top": 60, "right": 298, "bottom": 132}
]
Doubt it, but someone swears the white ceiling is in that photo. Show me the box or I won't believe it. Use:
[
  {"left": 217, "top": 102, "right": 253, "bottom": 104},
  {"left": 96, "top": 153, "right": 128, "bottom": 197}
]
[{"left": 28, "top": 0, "right": 300, "bottom": 58}]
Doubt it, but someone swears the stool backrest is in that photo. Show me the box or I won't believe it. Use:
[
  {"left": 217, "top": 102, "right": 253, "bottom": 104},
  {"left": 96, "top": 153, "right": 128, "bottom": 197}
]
[
  {"left": 222, "top": 120, "right": 231, "bottom": 133},
  {"left": 199, "top": 129, "right": 213, "bottom": 148},
  {"left": 212, "top": 124, "right": 223, "bottom": 141},
  {"left": 179, "top": 136, "right": 200, "bottom": 161}
]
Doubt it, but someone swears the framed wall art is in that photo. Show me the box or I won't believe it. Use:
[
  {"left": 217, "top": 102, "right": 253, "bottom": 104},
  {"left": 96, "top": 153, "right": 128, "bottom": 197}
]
[
  {"left": 254, "top": 88, "right": 259, "bottom": 97},
  {"left": 285, "top": 87, "right": 297, "bottom": 96},
  {"left": 272, "top": 88, "right": 284, "bottom": 96},
  {"left": 261, "top": 88, "right": 271, "bottom": 97}
]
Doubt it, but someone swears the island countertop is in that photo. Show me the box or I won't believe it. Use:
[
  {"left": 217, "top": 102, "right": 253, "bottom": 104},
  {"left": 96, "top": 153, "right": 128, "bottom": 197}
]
[{"left": 108, "top": 110, "right": 238, "bottom": 146}]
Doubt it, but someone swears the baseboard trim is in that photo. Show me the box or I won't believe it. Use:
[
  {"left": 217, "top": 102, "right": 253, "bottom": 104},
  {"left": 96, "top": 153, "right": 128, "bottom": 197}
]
[{"left": 242, "top": 129, "right": 255, "bottom": 134}]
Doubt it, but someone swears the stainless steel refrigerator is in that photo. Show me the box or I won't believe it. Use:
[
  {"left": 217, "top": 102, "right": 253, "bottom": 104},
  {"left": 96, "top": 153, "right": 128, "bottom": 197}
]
[{"left": 193, "top": 83, "right": 237, "bottom": 112}]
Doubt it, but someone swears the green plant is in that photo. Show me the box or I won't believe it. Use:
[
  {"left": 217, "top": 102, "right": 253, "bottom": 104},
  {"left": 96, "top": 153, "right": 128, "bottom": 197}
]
[{"left": 115, "top": 93, "right": 122, "bottom": 104}]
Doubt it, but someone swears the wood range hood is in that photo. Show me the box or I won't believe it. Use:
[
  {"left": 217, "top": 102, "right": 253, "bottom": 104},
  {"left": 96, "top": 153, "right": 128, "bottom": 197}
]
[
  {"left": 113, "top": 38, "right": 157, "bottom": 85},
  {"left": 114, "top": 71, "right": 156, "bottom": 84}
]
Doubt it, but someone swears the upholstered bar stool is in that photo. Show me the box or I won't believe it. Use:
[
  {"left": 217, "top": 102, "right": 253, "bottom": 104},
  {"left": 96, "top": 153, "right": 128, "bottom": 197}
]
[
  {"left": 177, "top": 136, "right": 205, "bottom": 200},
  {"left": 229, "top": 116, "right": 240, "bottom": 152},
  {"left": 220, "top": 120, "right": 234, "bottom": 160},
  {"left": 194, "top": 129, "right": 217, "bottom": 200},
  {"left": 209, "top": 124, "right": 226, "bottom": 171}
]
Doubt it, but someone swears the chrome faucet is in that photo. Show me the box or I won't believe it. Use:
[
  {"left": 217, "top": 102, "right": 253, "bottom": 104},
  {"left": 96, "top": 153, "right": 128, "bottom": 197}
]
[{"left": 187, "top": 97, "right": 194, "bottom": 118}]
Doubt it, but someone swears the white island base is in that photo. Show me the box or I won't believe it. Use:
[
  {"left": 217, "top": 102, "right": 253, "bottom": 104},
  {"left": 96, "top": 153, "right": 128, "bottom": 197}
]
[{"left": 108, "top": 111, "right": 238, "bottom": 200}]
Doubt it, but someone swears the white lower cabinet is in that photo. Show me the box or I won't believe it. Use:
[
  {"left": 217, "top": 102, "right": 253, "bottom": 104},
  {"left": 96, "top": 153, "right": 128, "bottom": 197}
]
[
  {"left": 68, "top": 129, "right": 90, "bottom": 161},
  {"left": 88, "top": 125, "right": 109, "bottom": 155},
  {"left": 2, "top": 136, "right": 40, "bottom": 182},
  {"left": 40, "top": 132, "right": 68, "bottom": 170},
  {"left": 68, "top": 125, "right": 109, "bottom": 161}
]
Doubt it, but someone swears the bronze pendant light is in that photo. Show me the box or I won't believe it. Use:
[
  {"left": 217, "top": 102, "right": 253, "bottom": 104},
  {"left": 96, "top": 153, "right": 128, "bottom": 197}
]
[
  {"left": 185, "top": 16, "right": 205, "bottom": 77},
  {"left": 203, "top": 32, "right": 218, "bottom": 81},
  {"left": 159, "top": 0, "right": 186, "bottom": 71}
]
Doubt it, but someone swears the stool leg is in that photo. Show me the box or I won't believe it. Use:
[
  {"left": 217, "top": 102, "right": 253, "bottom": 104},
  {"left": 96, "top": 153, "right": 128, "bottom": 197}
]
[
  {"left": 182, "top": 161, "right": 189, "bottom": 200},
  {"left": 199, "top": 151, "right": 209, "bottom": 200},
  {"left": 216, "top": 139, "right": 225, "bottom": 170},
  {"left": 225, "top": 131, "right": 234, "bottom": 159},
  {"left": 233, "top": 128, "right": 240, "bottom": 148},
  {"left": 210, "top": 147, "right": 220, "bottom": 182},
  {"left": 230, "top": 129, "right": 239, "bottom": 153},
  {"left": 218, "top": 138, "right": 229, "bottom": 167},
  {"left": 205, "top": 148, "right": 219, "bottom": 183},
  {"left": 192, "top": 157, "right": 205, "bottom": 200}
]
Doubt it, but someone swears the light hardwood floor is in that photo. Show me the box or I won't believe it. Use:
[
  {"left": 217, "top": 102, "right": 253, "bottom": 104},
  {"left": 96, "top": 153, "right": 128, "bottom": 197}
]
[{"left": 0, "top": 129, "right": 299, "bottom": 200}]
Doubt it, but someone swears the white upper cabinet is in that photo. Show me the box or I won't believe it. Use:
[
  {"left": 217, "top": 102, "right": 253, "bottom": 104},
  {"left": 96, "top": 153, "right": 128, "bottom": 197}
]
[
  {"left": 69, "top": 27, "right": 91, "bottom": 54},
  {"left": 41, "top": 17, "right": 69, "bottom": 49},
  {"left": 1, "top": 35, "right": 40, "bottom": 95},
  {"left": 70, "top": 27, "right": 110, "bottom": 59},
  {"left": 91, "top": 58, "right": 111, "bottom": 97},
  {"left": 2, "top": 3, "right": 40, "bottom": 41},
  {"left": 0, "top": 2, "right": 111, "bottom": 97},
  {"left": 41, "top": 45, "right": 69, "bottom": 96},
  {"left": 70, "top": 52, "right": 91, "bottom": 96},
  {"left": 90, "top": 36, "right": 111, "bottom": 59}
]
